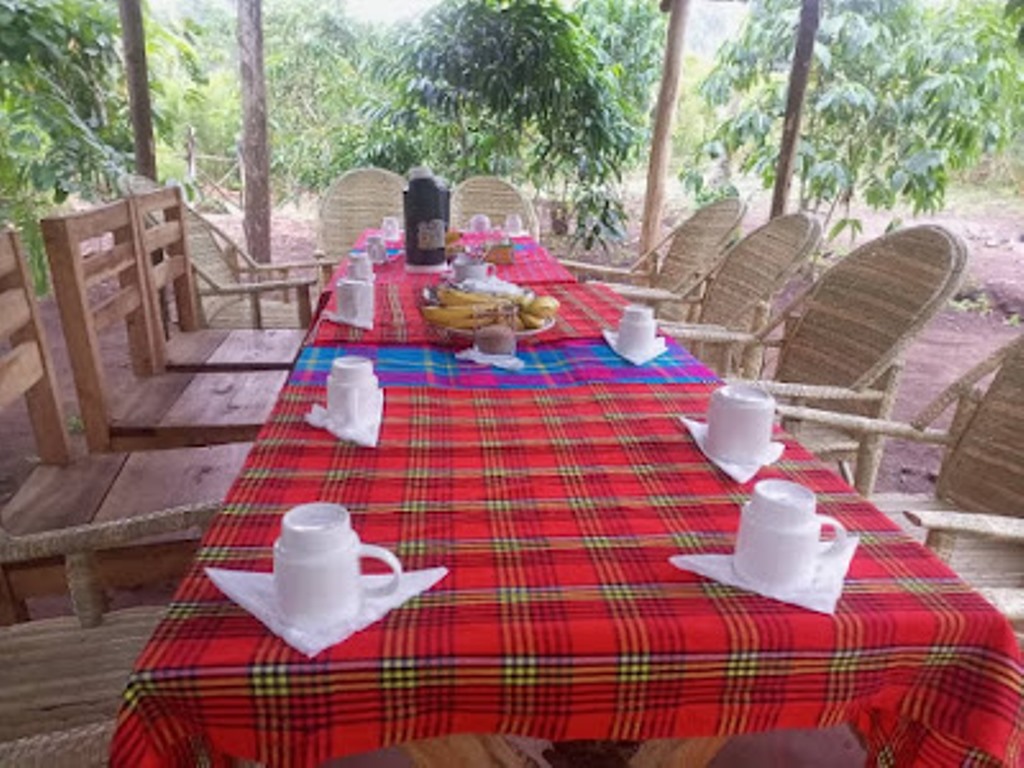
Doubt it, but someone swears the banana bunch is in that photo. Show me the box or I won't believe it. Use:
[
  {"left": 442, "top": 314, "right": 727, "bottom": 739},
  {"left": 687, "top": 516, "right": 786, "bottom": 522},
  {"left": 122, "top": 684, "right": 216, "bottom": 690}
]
[
  {"left": 422, "top": 302, "right": 515, "bottom": 331},
  {"left": 424, "top": 286, "right": 560, "bottom": 332},
  {"left": 519, "top": 294, "right": 559, "bottom": 330}
]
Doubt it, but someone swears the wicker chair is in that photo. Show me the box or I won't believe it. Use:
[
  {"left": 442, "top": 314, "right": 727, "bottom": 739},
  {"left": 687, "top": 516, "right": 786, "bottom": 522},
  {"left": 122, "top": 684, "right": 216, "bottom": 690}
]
[
  {"left": 118, "top": 174, "right": 317, "bottom": 329},
  {"left": 564, "top": 198, "right": 747, "bottom": 322},
  {"left": 668, "top": 225, "right": 968, "bottom": 495},
  {"left": 450, "top": 176, "right": 540, "bottom": 240},
  {"left": 314, "top": 167, "right": 406, "bottom": 278},
  {"left": 648, "top": 212, "right": 821, "bottom": 375},
  {"left": 0, "top": 502, "right": 218, "bottom": 767},
  {"left": 775, "top": 337, "right": 1024, "bottom": 645}
]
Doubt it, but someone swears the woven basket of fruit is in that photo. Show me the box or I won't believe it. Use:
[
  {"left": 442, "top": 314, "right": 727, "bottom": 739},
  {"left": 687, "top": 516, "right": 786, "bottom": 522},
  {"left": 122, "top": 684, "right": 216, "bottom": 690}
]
[{"left": 420, "top": 284, "right": 559, "bottom": 337}]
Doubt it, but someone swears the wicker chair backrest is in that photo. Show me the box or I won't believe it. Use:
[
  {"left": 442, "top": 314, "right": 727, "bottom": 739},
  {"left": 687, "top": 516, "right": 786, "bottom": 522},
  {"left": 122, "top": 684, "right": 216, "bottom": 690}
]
[
  {"left": 450, "top": 176, "right": 540, "bottom": 240},
  {"left": 317, "top": 167, "right": 405, "bottom": 260}
]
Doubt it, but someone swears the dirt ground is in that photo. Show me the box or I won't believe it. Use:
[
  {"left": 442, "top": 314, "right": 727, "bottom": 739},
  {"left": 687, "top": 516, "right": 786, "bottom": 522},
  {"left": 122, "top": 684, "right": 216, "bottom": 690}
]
[{"left": 2, "top": 188, "right": 1022, "bottom": 513}]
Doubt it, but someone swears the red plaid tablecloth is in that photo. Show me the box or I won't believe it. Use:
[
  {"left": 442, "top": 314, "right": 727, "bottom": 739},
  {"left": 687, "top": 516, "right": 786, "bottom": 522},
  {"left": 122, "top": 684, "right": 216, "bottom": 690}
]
[
  {"left": 110, "top": 383, "right": 1023, "bottom": 767},
  {"left": 350, "top": 229, "right": 577, "bottom": 285},
  {"left": 312, "top": 281, "right": 628, "bottom": 347}
]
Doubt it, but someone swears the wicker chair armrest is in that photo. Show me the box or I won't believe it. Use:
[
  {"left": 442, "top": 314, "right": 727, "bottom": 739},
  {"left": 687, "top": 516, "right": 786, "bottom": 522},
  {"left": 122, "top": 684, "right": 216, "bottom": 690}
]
[
  {"left": 560, "top": 259, "right": 642, "bottom": 281},
  {"left": 904, "top": 509, "right": 1024, "bottom": 544},
  {"left": 600, "top": 284, "right": 683, "bottom": 304},
  {"left": 208, "top": 276, "right": 317, "bottom": 294},
  {"left": 745, "top": 381, "right": 888, "bottom": 403},
  {"left": 774, "top": 404, "right": 952, "bottom": 444},
  {"left": 659, "top": 323, "right": 756, "bottom": 344},
  {"left": 240, "top": 259, "right": 320, "bottom": 274},
  {"left": 0, "top": 502, "right": 220, "bottom": 564}
]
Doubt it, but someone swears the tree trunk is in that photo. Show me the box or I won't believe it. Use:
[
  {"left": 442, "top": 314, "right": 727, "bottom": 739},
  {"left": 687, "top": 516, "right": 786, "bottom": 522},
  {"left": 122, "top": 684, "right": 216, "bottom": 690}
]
[
  {"left": 640, "top": 0, "right": 693, "bottom": 258},
  {"left": 771, "top": 0, "right": 821, "bottom": 219},
  {"left": 237, "top": 0, "right": 271, "bottom": 264},
  {"left": 118, "top": 0, "right": 156, "bottom": 180}
]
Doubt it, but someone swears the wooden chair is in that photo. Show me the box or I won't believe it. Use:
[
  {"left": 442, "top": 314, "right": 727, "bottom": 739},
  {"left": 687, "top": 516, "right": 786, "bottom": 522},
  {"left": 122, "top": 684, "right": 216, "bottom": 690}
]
[
  {"left": 0, "top": 228, "right": 70, "bottom": 467},
  {"left": 670, "top": 225, "right": 968, "bottom": 494},
  {"left": 450, "top": 175, "right": 540, "bottom": 241},
  {"left": 775, "top": 337, "right": 1024, "bottom": 645},
  {"left": 118, "top": 174, "right": 317, "bottom": 330},
  {"left": 314, "top": 167, "right": 406, "bottom": 274},
  {"left": 651, "top": 212, "right": 822, "bottom": 375},
  {"left": 0, "top": 502, "right": 218, "bottom": 766},
  {"left": 41, "top": 199, "right": 287, "bottom": 453},
  {"left": 562, "top": 198, "right": 747, "bottom": 322},
  {"left": 130, "top": 186, "right": 307, "bottom": 373},
  {"left": 0, "top": 227, "right": 247, "bottom": 544}
]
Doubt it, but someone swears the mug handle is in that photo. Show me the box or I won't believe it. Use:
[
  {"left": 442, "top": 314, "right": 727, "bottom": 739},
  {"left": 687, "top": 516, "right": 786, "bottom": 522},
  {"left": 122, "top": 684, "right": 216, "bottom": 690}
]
[
  {"left": 360, "top": 544, "right": 403, "bottom": 597},
  {"left": 817, "top": 515, "right": 849, "bottom": 562}
]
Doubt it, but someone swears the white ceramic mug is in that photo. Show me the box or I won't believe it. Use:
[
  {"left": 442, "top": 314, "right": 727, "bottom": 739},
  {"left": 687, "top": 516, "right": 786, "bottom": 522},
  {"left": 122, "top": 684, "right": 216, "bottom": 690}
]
[
  {"left": 365, "top": 234, "right": 387, "bottom": 265},
  {"left": 346, "top": 252, "right": 373, "bottom": 281},
  {"left": 733, "top": 479, "right": 849, "bottom": 592},
  {"left": 453, "top": 254, "right": 497, "bottom": 283},
  {"left": 616, "top": 304, "right": 657, "bottom": 356},
  {"left": 327, "top": 356, "right": 379, "bottom": 428},
  {"left": 274, "top": 503, "right": 402, "bottom": 629},
  {"left": 504, "top": 213, "right": 524, "bottom": 237},
  {"left": 469, "top": 214, "right": 491, "bottom": 233},
  {"left": 336, "top": 278, "right": 375, "bottom": 326},
  {"left": 705, "top": 384, "right": 776, "bottom": 464},
  {"left": 381, "top": 216, "right": 401, "bottom": 241}
]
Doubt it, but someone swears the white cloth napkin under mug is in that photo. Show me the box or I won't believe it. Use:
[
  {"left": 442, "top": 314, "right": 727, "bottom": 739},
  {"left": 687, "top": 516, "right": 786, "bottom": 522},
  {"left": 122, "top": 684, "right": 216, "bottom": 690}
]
[
  {"left": 206, "top": 566, "right": 449, "bottom": 657},
  {"left": 602, "top": 329, "right": 668, "bottom": 366},
  {"left": 679, "top": 417, "right": 784, "bottom": 484},
  {"left": 305, "top": 389, "right": 384, "bottom": 448},
  {"left": 455, "top": 346, "right": 525, "bottom": 371},
  {"left": 322, "top": 308, "right": 373, "bottom": 332},
  {"left": 668, "top": 535, "right": 859, "bottom": 615}
]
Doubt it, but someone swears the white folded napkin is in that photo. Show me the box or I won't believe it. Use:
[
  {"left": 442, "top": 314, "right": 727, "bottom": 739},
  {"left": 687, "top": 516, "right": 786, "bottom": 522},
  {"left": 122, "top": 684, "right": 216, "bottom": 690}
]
[
  {"left": 206, "top": 566, "right": 449, "bottom": 657},
  {"left": 305, "top": 389, "right": 384, "bottom": 448},
  {"left": 679, "top": 417, "right": 784, "bottom": 484},
  {"left": 456, "top": 275, "right": 524, "bottom": 296},
  {"left": 455, "top": 346, "right": 525, "bottom": 371},
  {"left": 322, "top": 309, "right": 374, "bottom": 331},
  {"left": 602, "top": 329, "right": 668, "bottom": 366},
  {"left": 668, "top": 535, "right": 859, "bottom": 615}
]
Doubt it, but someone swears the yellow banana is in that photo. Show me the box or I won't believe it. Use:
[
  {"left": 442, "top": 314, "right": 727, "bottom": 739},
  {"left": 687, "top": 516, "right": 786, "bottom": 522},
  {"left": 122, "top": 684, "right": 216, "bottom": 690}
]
[
  {"left": 437, "top": 286, "right": 508, "bottom": 308},
  {"left": 422, "top": 303, "right": 515, "bottom": 330},
  {"left": 524, "top": 295, "right": 560, "bottom": 319},
  {"left": 518, "top": 311, "right": 548, "bottom": 330}
]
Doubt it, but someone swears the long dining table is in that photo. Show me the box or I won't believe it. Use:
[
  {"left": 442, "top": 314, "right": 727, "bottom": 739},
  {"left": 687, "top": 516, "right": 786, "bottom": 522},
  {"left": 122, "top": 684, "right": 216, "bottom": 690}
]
[{"left": 110, "top": 230, "right": 1023, "bottom": 768}]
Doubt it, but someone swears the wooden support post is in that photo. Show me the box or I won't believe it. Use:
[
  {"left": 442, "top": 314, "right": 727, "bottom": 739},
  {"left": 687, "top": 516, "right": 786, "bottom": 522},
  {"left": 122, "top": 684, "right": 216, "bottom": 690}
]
[
  {"left": 770, "top": 0, "right": 821, "bottom": 218},
  {"left": 640, "top": 0, "right": 693, "bottom": 256},
  {"left": 118, "top": 0, "right": 157, "bottom": 180},
  {"left": 237, "top": 0, "right": 272, "bottom": 264}
]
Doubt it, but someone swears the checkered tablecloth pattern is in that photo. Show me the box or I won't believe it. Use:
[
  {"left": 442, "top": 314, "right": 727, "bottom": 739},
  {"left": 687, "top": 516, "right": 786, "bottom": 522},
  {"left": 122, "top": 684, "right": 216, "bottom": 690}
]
[
  {"left": 349, "top": 230, "right": 577, "bottom": 285},
  {"left": 312, "top": 281, "right": 629, "bottom": 347},
  {"left": 110, "top": 383, "right": 1023, "bottom": 768},
  {"left": 290, "top": 339, "right": 718, "bottom": 389}
]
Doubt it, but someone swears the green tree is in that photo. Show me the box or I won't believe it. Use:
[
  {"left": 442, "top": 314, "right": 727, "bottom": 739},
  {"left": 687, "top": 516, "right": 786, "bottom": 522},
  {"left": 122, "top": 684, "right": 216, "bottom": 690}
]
[
  {"left": 687, "top": 0, "right": 1024, "bottom": 238},
  {"left": 0, "top": 0, "right": 131, "bottom": 289},
  {"left": 263, "top": 0, "right": 376, "bottom": 194},
  {"left": 381, "top": 0, "right": 648, "bottom": 248}
]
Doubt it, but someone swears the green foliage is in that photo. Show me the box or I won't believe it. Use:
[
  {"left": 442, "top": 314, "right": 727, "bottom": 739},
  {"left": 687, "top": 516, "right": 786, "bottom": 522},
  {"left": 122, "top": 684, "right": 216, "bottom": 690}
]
[
  {"left": 0, "top": 0, "right": 132, "bottom": 291},
  {"left": 382, "top": 0, "right": 659, "bottom": 250},
  {"left": 263, "top": 0, "right": 374, "bottom": 194},
  {"left": 1009, "top": 0, "right": 1024, "bottom": 50},
  {"left": 686, "top": 0, "right": 1024, "bottom": 232}
]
